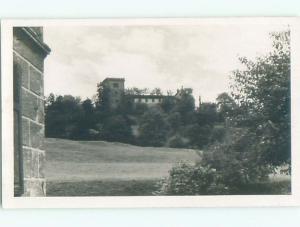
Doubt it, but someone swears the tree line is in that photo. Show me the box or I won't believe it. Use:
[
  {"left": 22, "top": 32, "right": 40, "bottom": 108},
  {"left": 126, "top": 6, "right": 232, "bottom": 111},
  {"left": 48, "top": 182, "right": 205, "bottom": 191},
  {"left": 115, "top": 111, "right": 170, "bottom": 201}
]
[{"left": 45, "top": 85, "right": 229, "bottom": 149}]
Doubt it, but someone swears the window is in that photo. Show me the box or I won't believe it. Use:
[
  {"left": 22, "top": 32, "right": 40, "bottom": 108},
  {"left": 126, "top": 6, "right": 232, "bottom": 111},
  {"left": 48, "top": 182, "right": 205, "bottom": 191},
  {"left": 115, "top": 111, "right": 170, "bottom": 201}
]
[{"left": 113, "top": 83, "right": 119, "bottom": 88}]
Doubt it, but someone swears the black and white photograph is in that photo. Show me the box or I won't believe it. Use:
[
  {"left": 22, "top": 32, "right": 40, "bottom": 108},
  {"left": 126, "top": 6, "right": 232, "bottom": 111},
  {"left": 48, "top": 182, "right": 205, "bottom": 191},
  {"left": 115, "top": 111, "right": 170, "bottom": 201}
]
[{"left": 1, "top": 18, "right": 299, "bottom": 208}]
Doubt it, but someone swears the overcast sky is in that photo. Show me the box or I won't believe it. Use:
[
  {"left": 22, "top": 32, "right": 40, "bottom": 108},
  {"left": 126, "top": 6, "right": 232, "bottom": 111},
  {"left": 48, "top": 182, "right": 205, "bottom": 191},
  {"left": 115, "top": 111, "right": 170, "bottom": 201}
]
[{"left": 44, "top": 23, "right": 288, "bottom": 104}]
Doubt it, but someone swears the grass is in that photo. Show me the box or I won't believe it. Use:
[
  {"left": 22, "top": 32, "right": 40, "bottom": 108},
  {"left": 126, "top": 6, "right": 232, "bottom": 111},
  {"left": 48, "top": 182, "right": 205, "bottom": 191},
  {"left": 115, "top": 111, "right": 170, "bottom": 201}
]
[
  {"left": 47, "top": 179, "right": 160, "bottom": 196},
  {"left": 45, "top": 138, "right": 291, "bottom": 196},
  {"left": 234, "top": 180, "right": 291, "bottom": 195},
  {"left": 45, "top": 138, "right": 200, "bottom": 196}
]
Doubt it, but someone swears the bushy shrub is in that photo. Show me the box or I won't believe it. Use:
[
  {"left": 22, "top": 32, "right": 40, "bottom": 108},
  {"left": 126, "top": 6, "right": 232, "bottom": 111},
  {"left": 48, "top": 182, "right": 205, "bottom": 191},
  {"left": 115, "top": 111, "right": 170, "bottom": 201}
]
[
  {"left": 157, "top": 127, "right": 272, "bottom": 195},
  {"left": 155, "top": 162, "right": 228, "bottom": 195},
  {"left": 210, "top": 124, "right": 226, "bottom": 143},
  {"left": 201, "top": 128, "right": 272, "bottom": 193}
]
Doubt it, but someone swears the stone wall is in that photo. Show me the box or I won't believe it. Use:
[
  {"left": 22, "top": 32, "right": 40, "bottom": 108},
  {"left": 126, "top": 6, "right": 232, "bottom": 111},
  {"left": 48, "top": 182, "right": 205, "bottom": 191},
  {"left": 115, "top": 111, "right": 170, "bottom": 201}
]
[{"left": 13, "top": 27, "right": 50, "bottom": 196}]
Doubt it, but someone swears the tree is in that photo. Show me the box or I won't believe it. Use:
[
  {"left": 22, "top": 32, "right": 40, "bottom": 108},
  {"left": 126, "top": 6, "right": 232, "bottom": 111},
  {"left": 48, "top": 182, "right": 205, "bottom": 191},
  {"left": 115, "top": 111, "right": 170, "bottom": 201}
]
[
  {"left": 197, "top": 102, "right": 218, "bottom": 126},
  {"left": 166, "top": 90, "right": 174, "bottom": 96},
  {"left": 230, "top": 30, "right": 290, "bottom": 166},
  {"left": 46, "top": 93, "right": 55, "bottom": 106},
  {"left": 77, "top": 98, "right": 97, "bottom": 139},
  {"left": 125, "top": 87, "right": 149, "bottom": 95},
  {"left": 138, "top": 109, "right": 169, "bottom": 147},
  {"left": 150, "top": 88, "right": 163, "bottom": 95},
  {"left": 45, "top": 95, "right": 82, "bottom": 139},
  {"left": 216, "top": 92, "right": 237, "bottom": 122},
  {"left": 102, "top": 115, "right": 133, "bottom": 143},
  {"left": 174, "top": 88, "right": 195, "bottom": 124},
  {"left": 160, "top": 96, "right": 176, "bottom": 113},
  {"left": 96, "top": 82, "right": 110, "bottom": 111}
]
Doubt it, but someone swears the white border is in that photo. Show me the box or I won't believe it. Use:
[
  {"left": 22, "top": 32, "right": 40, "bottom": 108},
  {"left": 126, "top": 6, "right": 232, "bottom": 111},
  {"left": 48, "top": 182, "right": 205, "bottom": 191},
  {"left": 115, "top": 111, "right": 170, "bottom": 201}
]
[{"left": 2, "top": 18, "right": 300, "bottom": 208}]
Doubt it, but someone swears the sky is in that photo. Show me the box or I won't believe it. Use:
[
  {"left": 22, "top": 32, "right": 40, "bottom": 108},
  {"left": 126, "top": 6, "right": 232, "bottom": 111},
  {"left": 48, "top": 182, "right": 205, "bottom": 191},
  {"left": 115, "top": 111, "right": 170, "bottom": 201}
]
[{"left": 44, "top": 22, "right": 288, "bottom": 105}]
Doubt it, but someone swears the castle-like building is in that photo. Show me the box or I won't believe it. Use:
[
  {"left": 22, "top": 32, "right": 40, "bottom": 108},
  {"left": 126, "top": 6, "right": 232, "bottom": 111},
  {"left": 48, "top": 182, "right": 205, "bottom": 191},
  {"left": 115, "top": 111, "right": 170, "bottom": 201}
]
[
  {"left": 100, "top": 77, "right": 174, "bottom": 109},
  {"left": 100, "top": 78, "right": 125, "bottom": 109}
]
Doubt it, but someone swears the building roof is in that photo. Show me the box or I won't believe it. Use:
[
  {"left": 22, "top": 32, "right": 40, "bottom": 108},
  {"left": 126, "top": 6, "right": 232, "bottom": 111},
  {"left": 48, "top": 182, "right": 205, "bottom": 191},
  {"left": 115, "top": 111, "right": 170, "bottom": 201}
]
[
  {"left": 128, "top": 94, "right": 174, "bottom": 99},
  {"left": 102, "top": 77, "right": 125, "bottom": 83}
]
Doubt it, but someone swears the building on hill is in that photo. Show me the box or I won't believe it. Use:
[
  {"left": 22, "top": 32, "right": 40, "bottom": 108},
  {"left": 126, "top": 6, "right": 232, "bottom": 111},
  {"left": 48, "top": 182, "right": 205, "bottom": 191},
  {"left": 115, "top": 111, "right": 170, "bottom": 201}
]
[
  {"left": 99, "top": 77, "right": 197, "bottom": 109},
  {"left": 131, "top": 94, "right": 164, "bottom": 106},
  {"left": 174, "top": 87, "right": 193, "bottom": 99},
  {"left": 100, "top": 78, "right": 125, "bottom": 109}
]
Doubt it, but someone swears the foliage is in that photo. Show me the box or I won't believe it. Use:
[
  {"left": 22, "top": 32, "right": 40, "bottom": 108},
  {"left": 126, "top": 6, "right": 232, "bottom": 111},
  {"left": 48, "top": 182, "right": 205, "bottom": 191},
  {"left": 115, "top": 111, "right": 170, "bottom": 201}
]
[
  {"left": 155, "top": 162, "right": 227, "bottom": 195},
  {"left": 96, "top": 82, "right": 110, "bottom": 111},
  {"left": 138, "top": 109, "right": 170, "bottom": 147},
  {"left": 174, "top": 88, "right": 195, "bottom": 122},
  {"left": 101, "top": 115, "right": 133, "bottom": 143},
  {"left": 210, "top": 124, "right": 226, "bottom": 143},
  {"left": 150, "top": 87, "right": 163, "bottom": 95},
  {"left": 183, "top": 124, "right": 212, "bottom": 149},
  {"left": 166, "top": 112, "right": 182, "bottom": 131},
  {"left": 160, "top": 96, "right": 176, "bottom": 113},
  {"left": 216, "top": 92, "right": 237, "bottom": 122},
  {"left": 197, "top": 102, "right": 218, "bottom": 126},
  {"left": 45, "top": 94, "right": 83, "bottom": 139},
  {"left": 159, "top": 30, "right": 291, "bottom": 196},
  {"left": 202, "top": 128, "right": 270, "bottom": 191},
  {"left": 230, "top": 30, "right": 290, "bottom": 166},
  {"left": 124, "top": 87, "right": 149, "bottom": 95}
]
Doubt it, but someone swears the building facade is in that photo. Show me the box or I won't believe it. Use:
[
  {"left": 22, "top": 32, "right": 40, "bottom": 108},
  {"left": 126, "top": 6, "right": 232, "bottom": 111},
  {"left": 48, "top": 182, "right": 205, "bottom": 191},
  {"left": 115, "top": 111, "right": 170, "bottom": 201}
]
[
  {"left": 132, "top": 95, "right": 164, "bottom": 106},
  {"left": 100, "top": 78, "right": 125, "bottom": 109},
  {"left": 13, "top": 27, "right": 50, "bottom": 196},
  {"left": 100, "top": 77, "right": 174, "bottom": 109}
]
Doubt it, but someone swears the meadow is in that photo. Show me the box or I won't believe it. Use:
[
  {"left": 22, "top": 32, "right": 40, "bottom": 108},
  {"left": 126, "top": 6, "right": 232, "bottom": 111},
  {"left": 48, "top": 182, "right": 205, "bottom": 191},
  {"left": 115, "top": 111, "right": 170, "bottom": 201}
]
[
  {"left": 46, "top": 138, "right": 290, "bottom": 196},
  {"left": 45, "top": 138, "right": 201, "bottom": 196}
]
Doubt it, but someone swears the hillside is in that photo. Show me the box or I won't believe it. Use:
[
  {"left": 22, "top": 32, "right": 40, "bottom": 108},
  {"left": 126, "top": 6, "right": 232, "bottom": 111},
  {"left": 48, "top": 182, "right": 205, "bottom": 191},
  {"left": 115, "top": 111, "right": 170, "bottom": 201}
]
[{"left": 45, "top": 138, "right": 201, "bottom": 182}]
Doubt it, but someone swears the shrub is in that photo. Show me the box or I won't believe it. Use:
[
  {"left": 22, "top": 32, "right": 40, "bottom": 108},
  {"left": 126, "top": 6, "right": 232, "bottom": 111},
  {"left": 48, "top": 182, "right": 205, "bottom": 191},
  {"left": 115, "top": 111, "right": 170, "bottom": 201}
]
[
  {"left": 200, "top": 128, "right": 272, "bottom": 193},
  {"left": 210, "top": 124, "right": 226, "bottom": 143},
  {"left": 155, "top": 162, "right": 228, "bottom": 195}
]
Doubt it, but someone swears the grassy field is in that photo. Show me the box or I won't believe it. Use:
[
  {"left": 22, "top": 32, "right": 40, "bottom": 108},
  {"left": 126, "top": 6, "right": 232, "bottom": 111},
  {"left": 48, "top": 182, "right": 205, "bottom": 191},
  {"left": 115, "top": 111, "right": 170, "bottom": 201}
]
[
  {"left": 45, "top": 138, "right": 201, "bottom": 196},
  {"left": 45, "top": 138, "right": 290, "bottom": 196}
]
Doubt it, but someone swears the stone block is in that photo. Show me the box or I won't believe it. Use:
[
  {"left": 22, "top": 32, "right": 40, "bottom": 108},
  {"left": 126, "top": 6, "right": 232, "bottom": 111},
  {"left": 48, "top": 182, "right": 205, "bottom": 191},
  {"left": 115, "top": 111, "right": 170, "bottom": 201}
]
[
  {"left": 36, "top": 99, "right": 45, "bottom": 124},
  {"left": 13, "top": 53, "right": 28, "bottom": 89},
  {"left": 29, "top": 66, "right": 43, "bottom": 95},
  {"left": 38, "top": 151, "right": 46, "bottom": 178},
  {"left": 23, "top": 179, "right": 31, "bottom": 196},
  {"left": 21, "top": 88, "right": 38, "bottom": 121},
  {"left": 21, "top": 117, "right": 30, "bottom": 146},
  {"left": 13, "top": 29, "right": 45, "bottom": 71},
  {"left": 13, "top": 53, "right": 29, "bottom": 89},
  {"left": 31, "top": 150, "right": 39, "bottom": 178},
  {"left": 22, "top": 148, "right": 32, "bottom": 178},
  {"left": 30, "top": 180, "right": 46, "bottom": 196},
  {"left": 30, "top": 122, "right": 44, "bottom": 150}
]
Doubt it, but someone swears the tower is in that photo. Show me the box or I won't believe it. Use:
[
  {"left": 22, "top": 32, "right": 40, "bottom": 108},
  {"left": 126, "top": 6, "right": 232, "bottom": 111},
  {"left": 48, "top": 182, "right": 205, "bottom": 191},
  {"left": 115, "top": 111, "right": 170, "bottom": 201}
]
[{"left": 100, "top": 77, "right": 125, "bottom": 109}]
